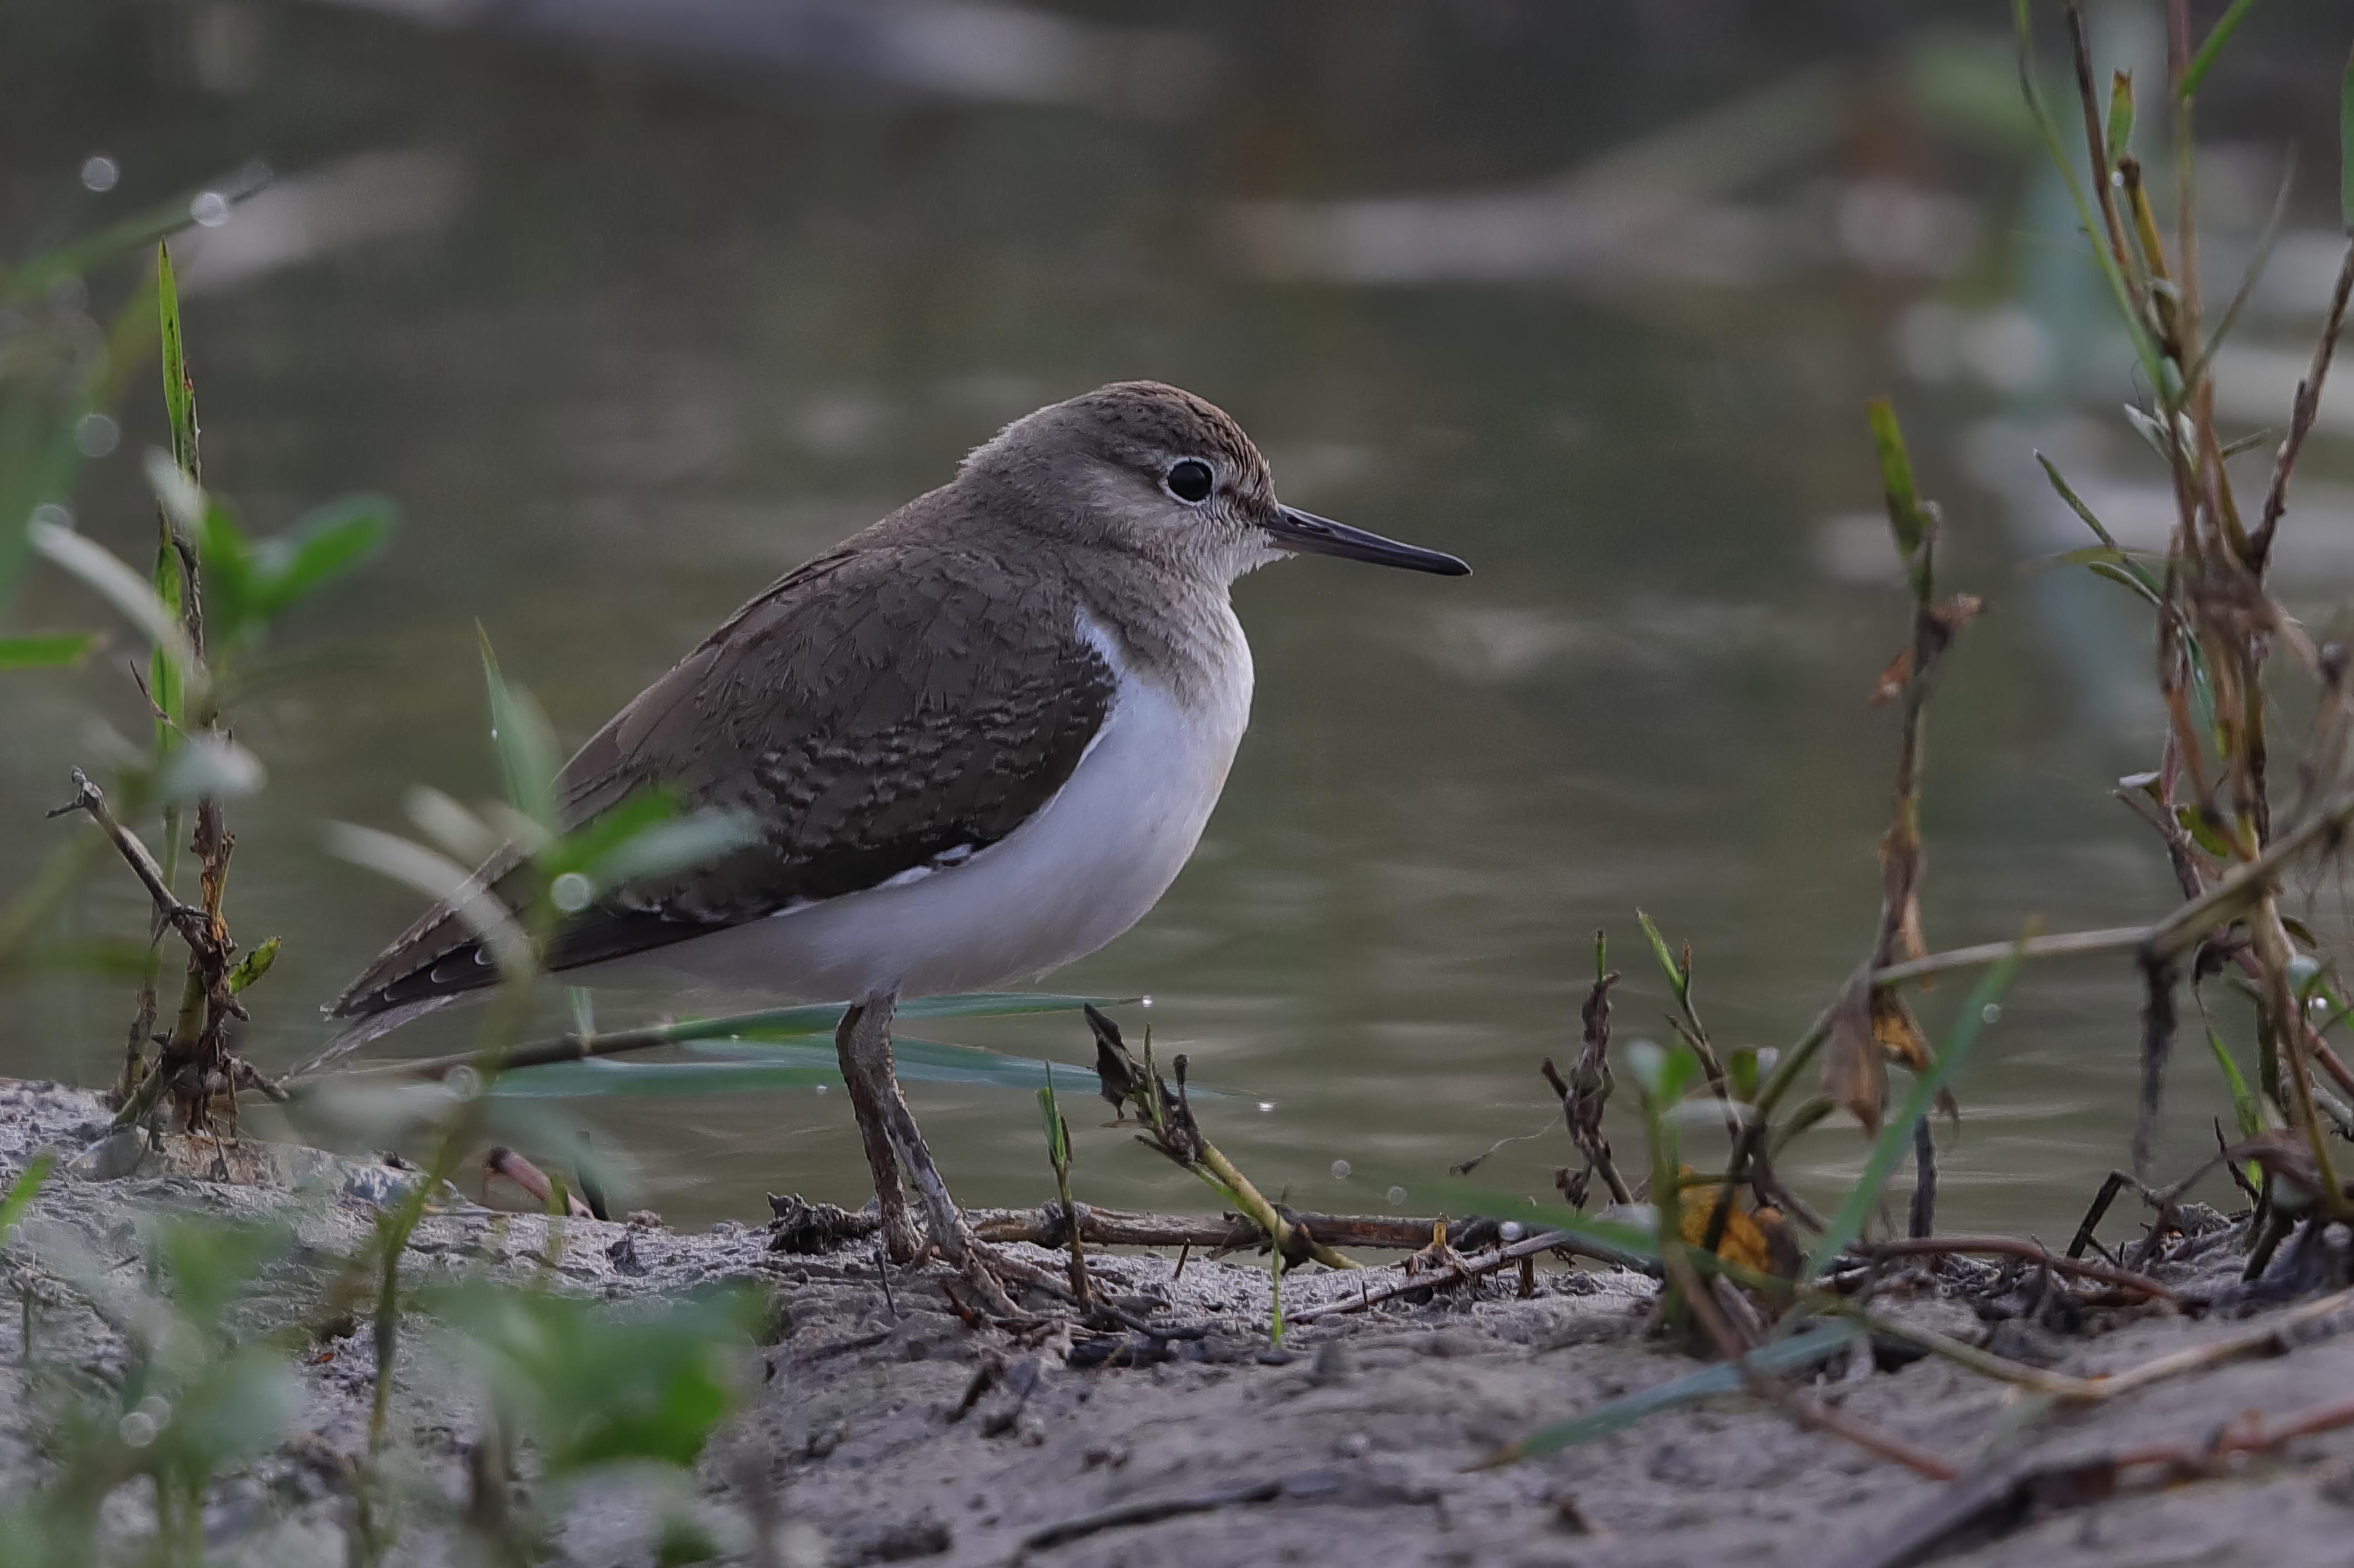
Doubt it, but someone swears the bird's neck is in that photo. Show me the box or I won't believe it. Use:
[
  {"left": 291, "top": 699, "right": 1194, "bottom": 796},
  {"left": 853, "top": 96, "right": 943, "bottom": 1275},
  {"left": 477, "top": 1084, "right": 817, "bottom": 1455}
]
[{"left": 1077, "top": 565, "right": 1251, "bottom": 718}]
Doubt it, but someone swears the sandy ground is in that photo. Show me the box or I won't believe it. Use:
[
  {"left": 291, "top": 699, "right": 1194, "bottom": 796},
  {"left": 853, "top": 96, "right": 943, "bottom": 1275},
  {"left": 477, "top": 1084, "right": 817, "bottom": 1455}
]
[{"left": 4, "top": 1078, "right": 2353, "bottom": 1567}]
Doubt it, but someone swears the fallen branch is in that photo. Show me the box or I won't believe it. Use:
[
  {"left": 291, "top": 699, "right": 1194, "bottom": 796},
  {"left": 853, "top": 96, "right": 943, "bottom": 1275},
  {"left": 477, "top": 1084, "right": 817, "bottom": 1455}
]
[
  {"left": 1285, "top": 1225, "right": 1653, "bottom": 1327},
  {"left": 1842, "top": 1236, "right": 2183, "bottom": 1304}
]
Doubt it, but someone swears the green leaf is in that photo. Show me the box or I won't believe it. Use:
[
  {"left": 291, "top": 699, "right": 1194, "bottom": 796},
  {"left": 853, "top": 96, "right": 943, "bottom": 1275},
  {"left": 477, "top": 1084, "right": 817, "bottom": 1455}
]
[
  {"left": 2104, "top": 69, "right": 2133, "bottom": 171},
  {"left": 687, "top": 992, "right": 1124, "bottom": 1045},
  {"left": 158, "top": 244, "right": 197, "bottom": 478},
  {"left": 538, "top": 788, "right": 679, "bottom": 878},
  {"left": 195, "top": 497, "right": 258, "bottom": 647},
  {"left": 682, "top": 1034, "right": 1084, "bottom": 1092},
  {"left": 0, "top": 1153, "right": 53, "bottom": 1243},
  {"left": 478, "top": 627, "right": 559, "bottom": 836},
  {"left": 579, "top": 810, "right": 761, "bottom": 897},
  {"left": 430, "top": 1282, "right": 757, "bottom": 1476},
  {"left": 248, "top": 495, "right": 394, "bottom": 618},
  {"left": 2207, "top": 1029, "right": 2263, "bottom": 1140},
  {"left": 1802, "top": 935, "right": 2026, "bottom": 1280},
  {"left": 1038, "top": 1065, "right": 1069, "bottom": 1166},
  {"left": 2180, "top": 0, "right": 2261, "bottom": 101},
  {"left": 491, "top": 1061, "right": 840, "bottom": 1098},
  {"left": 1634, "top": 909, "right": 1685, "bottom": 1003},
  {"left": 0, "top": 633, "right": 101, "bottom": 669},
  {"left": 1867, "top": 398, "right": 1931, "bottom": 600},
  {"left": 1728, "top": 1045, "right": 1761, "bottom": 1104},
  {"left": 498, "top": 1028, "right": 1098, "bottom": 1098},
  {"left": 2176, "top": 805, "right": 2235, "bottom": 858},
  {"left": 227, "top": 936, "right": 279, "bottom": 995},
  {"left": 1483, "top": 1323, "right": 1862, "bottom": 1464}
]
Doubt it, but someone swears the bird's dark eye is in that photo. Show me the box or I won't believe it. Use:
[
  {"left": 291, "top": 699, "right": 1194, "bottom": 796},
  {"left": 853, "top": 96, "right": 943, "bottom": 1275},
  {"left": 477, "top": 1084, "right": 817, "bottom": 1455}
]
[{"left": 1164, "top": 459, "right": 1214, "bottom": 504}]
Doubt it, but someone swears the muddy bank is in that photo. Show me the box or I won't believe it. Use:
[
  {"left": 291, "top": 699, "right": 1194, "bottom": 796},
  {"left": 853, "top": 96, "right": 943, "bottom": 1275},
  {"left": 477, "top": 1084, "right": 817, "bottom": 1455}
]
[{"left": 3, "top": 1079, "right": 2352, "bottom": 1567}]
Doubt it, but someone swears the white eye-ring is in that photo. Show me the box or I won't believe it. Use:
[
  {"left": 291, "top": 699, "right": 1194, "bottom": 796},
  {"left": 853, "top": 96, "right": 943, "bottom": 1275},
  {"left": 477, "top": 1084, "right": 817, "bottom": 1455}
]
[{"left": 1163, "top": 458, "right": 1214, "bottom": 504}]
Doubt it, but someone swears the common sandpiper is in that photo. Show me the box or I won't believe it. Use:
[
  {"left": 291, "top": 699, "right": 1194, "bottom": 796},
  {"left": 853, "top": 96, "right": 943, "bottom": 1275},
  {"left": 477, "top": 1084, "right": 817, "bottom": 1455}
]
[{"left": 324, "top": 380, "right": 1469, "bottom": 1306}]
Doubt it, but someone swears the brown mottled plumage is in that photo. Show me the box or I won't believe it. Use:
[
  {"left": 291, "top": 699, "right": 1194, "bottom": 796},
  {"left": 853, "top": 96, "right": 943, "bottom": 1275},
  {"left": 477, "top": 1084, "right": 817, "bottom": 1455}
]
[{"left": 315, "top": 380, "right": 1466, "bottom": 1296}]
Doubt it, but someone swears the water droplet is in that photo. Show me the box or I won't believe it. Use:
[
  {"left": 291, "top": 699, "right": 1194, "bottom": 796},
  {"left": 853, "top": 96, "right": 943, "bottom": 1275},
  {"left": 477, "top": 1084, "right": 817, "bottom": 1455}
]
[
  {"left": 189, "top": 190, "right": 231, "bottom": 227},
  {"left": 446, "top": 1065, "right": 480, "bottom": 1098},
  {"left": 1500, "top": 1220, "right": 1526, "bottom": 1243},
  {"left": 1330, "top": 1159, "right": 1351, "bottom": 1180},
  {"left": 74, "top": 413, "right": 119, "bottom": 457},
  {"left": 813, "top": 1083, "right": 828, "bottom": 1096},
  {"left": 551, "top": 873, "right": 593, "bottom": 913},
  {"left": 80, "top": 154, "right": 119, "bottom": 193},
  {"left": 1386, "top": 1185, "right": 1406, "bottom": 1205},
  {"left": 1980, "top": 1003, "right": 2002, "bottom": 1025},
  {"left": 28, "top": 502, "right": 73, "bottom": 532},
  {"left": 1256, "top": 1101, "right": 1275, "bottom": 1114}
]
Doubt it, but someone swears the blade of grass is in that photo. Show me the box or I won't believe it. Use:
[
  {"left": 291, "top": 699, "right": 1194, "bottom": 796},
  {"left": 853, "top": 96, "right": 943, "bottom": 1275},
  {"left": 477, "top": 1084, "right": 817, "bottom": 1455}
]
[
  {"left": 0, "top": 1153, "right": 54, "bottom": 1242},
  {"left": 0, "top": 633, "right": 102, "bottom": 669},
  {"left": 2178, "top": 0, "right": 2261, "bottom": 101}
]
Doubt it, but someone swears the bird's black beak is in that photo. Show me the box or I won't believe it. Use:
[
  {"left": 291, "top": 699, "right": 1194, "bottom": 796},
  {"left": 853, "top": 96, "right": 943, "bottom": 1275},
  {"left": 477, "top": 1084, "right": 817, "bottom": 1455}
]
[{"left": 1263, "top": 505, "right": 1471, "bottom": 577}]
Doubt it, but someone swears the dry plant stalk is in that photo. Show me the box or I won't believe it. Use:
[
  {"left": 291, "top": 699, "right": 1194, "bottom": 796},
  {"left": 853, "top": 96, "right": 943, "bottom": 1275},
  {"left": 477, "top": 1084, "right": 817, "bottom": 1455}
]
[
  {"left": 2031, "top": 1, "right": 2354, "bottom": 1214},
  {"left": 1083, "top": 1005, "right": 1361, "bottom": 1271}
]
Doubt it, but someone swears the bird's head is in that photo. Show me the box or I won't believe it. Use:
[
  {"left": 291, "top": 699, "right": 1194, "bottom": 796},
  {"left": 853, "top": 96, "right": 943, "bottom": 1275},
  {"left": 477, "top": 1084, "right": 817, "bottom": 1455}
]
[{"left": 960, "top": 380, "right": 1470, "bottom": 585}]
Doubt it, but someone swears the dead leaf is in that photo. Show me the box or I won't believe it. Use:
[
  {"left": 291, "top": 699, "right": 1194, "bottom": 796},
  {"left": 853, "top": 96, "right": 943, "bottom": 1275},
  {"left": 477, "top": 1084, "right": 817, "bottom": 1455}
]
[
  {"left": 1870, "top": 991, "right": 1934, "bottom": 1074},
  {"left": 1822, "top": 971, "right": 1885, "bottom": 1137},
  {"left": 1871, "top": 648, "right": 1912, "bottom": 707}
]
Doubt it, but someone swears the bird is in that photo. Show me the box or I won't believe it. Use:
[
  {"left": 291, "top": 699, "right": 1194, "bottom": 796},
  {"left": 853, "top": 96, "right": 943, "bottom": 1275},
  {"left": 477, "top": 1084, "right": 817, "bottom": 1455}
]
[{"left": 320, "top": 380, "right": 1468, "bottom": 1307}]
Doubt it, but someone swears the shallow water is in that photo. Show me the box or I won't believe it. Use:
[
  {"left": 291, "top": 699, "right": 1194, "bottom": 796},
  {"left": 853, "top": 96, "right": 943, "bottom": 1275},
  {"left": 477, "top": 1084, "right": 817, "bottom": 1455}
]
[{"left": 7, "top": 3, "right": 2353, "bottom": 1235}]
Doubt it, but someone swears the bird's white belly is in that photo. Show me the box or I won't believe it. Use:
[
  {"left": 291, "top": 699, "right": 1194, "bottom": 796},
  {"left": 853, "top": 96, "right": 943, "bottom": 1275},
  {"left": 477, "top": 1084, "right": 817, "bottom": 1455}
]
[{"left": 620, "top": 649, "right": 1249, "bottom": 1003}]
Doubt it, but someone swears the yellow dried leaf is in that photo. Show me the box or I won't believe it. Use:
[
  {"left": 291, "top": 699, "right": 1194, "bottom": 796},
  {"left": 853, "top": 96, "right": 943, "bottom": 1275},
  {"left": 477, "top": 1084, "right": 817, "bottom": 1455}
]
[
  {"left": 1870, "top": 991, "right": 1934, "bottom": 1074},
  {"left": 1677, "top": 1184, "right": 1799, "bottom": 1278}
]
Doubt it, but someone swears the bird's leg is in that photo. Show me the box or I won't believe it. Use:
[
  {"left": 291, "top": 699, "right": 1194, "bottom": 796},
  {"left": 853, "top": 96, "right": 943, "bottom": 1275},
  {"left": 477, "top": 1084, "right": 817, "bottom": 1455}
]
[
  {"left": 834, "top": 998, "right": 921, "bottom": 1264},
  {"left": 851, "top": 991, "right": 1018, "bottom": 1317}
]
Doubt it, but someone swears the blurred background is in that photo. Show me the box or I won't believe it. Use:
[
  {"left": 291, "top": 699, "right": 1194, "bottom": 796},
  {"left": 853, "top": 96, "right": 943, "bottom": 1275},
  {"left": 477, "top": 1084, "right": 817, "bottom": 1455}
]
[{"left": 4, "top": 0, "right": 2352, "bottom": 1232}]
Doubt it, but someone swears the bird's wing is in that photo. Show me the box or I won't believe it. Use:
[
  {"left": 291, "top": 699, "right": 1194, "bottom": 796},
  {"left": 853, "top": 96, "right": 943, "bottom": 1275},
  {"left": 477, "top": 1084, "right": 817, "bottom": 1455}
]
[{"left": 326, "top": 540, "right": 1116, "bottom": 1022}]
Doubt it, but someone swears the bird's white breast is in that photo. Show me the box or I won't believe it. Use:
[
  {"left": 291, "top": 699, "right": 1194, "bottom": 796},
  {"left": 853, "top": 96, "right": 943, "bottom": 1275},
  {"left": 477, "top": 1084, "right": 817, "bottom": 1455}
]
[{"left": 627, "top": 605, "right": 1252, "bottom": 1003}]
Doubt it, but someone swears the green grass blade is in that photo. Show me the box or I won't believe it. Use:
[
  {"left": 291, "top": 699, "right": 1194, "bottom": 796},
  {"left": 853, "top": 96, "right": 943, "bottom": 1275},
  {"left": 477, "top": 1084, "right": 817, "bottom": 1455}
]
[
  {"left": 667, "top": 992, "right": 1123, "bottom": 1046},
  {"left": 1801, "top": 938, "right": 2026, "bottom": 1280},
  {"left": 489, "top": 1061, "right": 838, "bottom": 1098},
  {"left": 2179, "top": 0, "right": 2261, "bottom": 102},
  {"left": 680, "top": 1034, "right": 1077, "bottom": 1091},
  {"left": 1633, "top": 909, "right": 1684, "bottom": 1003},
  {"left": 2206, "top": 1029, "right": 2263, "bottom": 1139},
  {"left": 1484, "top": 1323, "right": 1863, "bottom": 1464},
  {"left": 250, "top": 495, "right": 395, "bottom": 618},
  {"left": 478, "top": 627, "right": 559, "bottom": 836},
  {"left": 0, "top": 633, "right": 101, "bottom": 669},
  {"left": 0, "top": 1153, "right": 53, "bottom": 1241}
]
